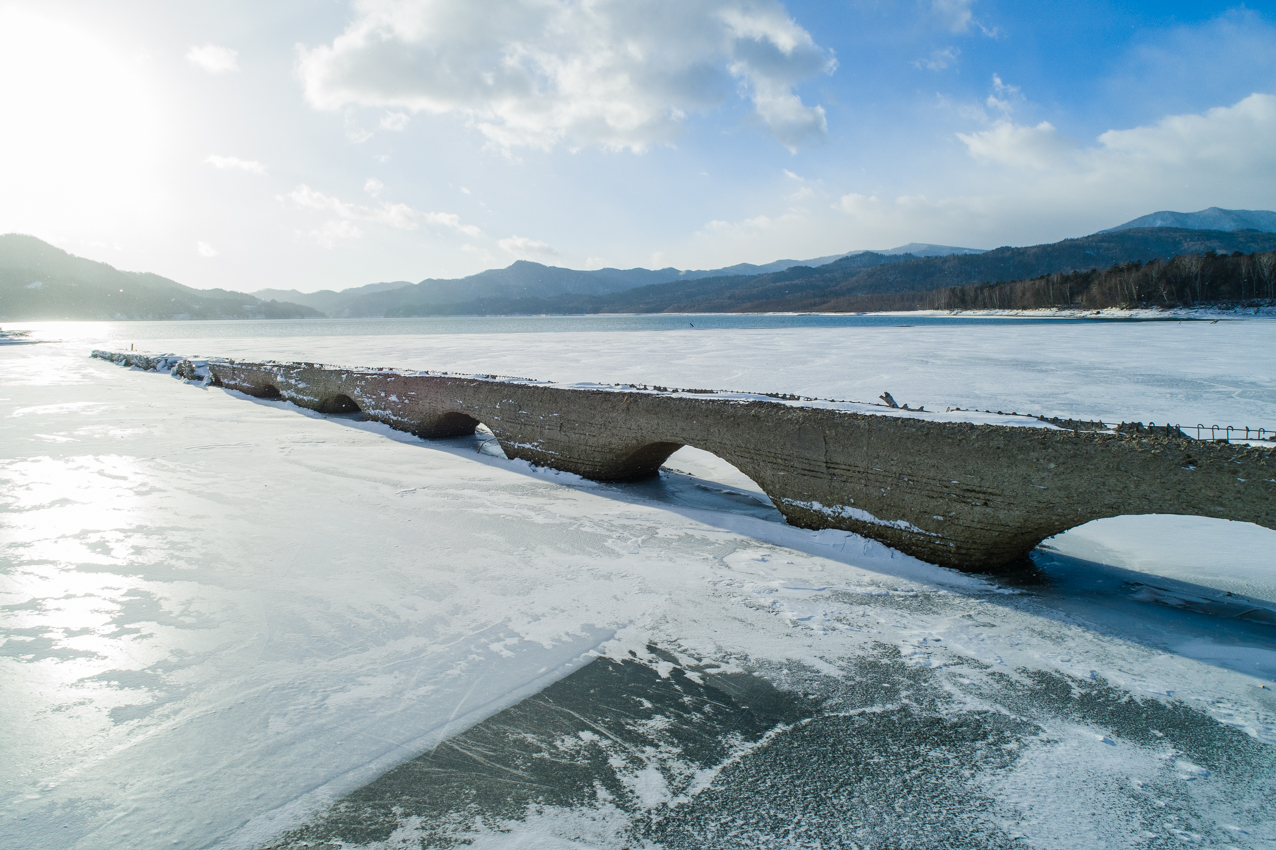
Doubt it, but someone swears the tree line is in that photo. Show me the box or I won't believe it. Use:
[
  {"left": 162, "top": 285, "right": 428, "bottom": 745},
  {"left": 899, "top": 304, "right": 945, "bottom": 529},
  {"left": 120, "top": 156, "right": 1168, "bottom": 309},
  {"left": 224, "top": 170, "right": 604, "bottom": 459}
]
[{"left": 815, "top": 249, "right": 1276, "bottom": 313}]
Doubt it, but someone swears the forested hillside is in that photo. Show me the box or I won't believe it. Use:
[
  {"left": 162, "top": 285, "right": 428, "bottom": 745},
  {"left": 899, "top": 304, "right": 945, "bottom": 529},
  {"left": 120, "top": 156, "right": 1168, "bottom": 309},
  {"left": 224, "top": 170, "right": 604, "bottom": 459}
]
[
  {"left": 0, "top": 235, "right": 319, "bottom": 321},
  {"left": 831, "top": 249, "right": 1276, "bottom": 313}
]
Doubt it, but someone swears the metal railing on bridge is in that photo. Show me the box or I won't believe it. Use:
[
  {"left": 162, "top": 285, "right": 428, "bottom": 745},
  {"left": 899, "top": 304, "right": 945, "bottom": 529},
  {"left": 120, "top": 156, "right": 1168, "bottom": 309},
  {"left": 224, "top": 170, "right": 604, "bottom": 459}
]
[{"left": 1149, "top": 423, "right": 1274, "bottom": 443}]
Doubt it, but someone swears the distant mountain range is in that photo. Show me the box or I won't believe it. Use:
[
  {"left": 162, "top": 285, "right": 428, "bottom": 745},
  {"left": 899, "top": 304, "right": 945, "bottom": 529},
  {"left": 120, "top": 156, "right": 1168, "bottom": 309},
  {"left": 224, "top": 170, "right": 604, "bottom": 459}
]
[
  {"left": 251, "top": 243, "right": 985, "bottom": 317},
  {"left": 1101, "top": 207, "right": 1276, "bottom": 233},
  {"left": 371, "top": 228, "right": 1276, "bottom": 316},
  {"left": 0, "top": 234, "right": 319, "bottom": 321},
  {"left": 2, "top": 208, "right": 1274, "bottom": 320}
]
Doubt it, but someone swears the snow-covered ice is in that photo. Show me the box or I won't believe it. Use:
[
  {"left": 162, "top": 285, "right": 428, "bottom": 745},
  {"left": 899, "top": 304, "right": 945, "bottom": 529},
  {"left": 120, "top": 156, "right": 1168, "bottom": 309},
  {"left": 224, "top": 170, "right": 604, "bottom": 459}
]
[{"left": 2, "top": 316, "right": 1275, "bottom": 849}]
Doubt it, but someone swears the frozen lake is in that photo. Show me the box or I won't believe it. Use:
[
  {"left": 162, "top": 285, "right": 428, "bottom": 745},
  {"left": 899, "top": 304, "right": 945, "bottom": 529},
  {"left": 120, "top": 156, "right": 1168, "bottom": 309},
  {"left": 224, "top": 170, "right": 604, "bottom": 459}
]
[{"left": 2, "top": 316, "right": 1275, "bottom": 849}]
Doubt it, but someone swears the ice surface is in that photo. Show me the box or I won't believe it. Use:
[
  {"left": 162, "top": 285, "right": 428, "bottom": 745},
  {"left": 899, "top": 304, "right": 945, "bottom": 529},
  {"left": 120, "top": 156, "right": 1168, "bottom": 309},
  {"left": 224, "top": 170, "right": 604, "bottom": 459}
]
[{"left": 2, "top": 318, "right": 1275, "bottom": 849}]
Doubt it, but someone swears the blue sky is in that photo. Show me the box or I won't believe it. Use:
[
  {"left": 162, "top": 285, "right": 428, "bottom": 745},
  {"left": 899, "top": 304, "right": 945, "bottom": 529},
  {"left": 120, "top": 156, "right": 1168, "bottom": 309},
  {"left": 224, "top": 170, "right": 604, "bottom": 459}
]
[{"left": 1, "top": 0, "right": 1274, "bottom": 292}]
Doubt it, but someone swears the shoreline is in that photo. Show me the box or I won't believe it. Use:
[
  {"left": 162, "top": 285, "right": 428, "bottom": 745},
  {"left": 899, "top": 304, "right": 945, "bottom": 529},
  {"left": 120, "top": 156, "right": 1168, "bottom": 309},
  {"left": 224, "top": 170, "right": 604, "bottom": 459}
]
[
  {"left": 864, "top": 304, "right": 1276, "bottom": 320},
  {"left": 7, "top": 303, "right": 1276, "bottom": 325}
]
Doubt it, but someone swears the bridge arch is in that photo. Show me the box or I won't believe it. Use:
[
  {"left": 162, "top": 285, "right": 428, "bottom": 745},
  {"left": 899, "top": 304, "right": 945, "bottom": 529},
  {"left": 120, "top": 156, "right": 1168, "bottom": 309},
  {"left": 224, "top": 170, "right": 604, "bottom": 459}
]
[
  {"left": 1042, "top": 513, "right": 1276, "bottom": 561},
  {"left": 314, "top": 394, "right": 361, "bottom": 414},
  {"left": 243, "top": 384, "right": 282, "bottom": 400},
  {"left": 414, "top": 411, "right": 483, "bottom": 439},
  {"left": 609, "top": 441, "right": 684, "bottom": 480},
  {"left": 607, "top": 441, "right": 778, "bottom": 506},
  {"left": 658, "top": 445, "right": 779, "bottom": 512}
]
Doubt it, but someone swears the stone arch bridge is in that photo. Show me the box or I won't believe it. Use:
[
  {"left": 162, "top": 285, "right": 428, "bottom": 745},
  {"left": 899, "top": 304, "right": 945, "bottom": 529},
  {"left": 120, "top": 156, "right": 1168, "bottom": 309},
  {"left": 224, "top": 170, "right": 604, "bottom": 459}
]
[{"left": 94, "top": 351, "right": 1275, "bottom": 572}]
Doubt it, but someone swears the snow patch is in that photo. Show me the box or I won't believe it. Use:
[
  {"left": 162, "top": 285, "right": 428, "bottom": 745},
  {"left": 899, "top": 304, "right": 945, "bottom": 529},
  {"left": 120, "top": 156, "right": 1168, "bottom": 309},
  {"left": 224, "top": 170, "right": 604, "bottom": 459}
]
[{"left": 781, "top": 498, "right": 935, "bottom": 534}]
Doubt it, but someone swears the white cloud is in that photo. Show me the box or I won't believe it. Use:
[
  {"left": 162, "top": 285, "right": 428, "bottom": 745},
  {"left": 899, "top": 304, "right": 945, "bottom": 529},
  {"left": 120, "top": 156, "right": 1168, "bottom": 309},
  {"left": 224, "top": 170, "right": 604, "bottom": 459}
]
[
  {"left": 499, "top": 235, "right": 557, "bottom": 257},
  {"left": 380, "top": 111, "right": 410, "bottom": 131},
  {"left": 196, "top": 241, "right": 218, "bottom": 257},
  {"left": 288, "top": 184, "right": 416, "bottom": 228},
  {"left": 364, "top": 177, "right": 385, "bottom": 196},
  {"left": 308, "top": 220, "right": 365, "bottom": 248},
  {"left": 915, "top": 47, "right": 959, "bottom": 71},
  {"left": 746, "top": 77, "right": 830, "bottom": 151},
  {"left": 931, "top": 0, "right": 974, "bottom": 33},
  {"left": 957, "top": 120, "right": 1075, "bottom": 170},
  {"left": 1095, "top": 93, "right": 1276, "bottom": 168},
  {"left": 460, "top": 242, "right": 500, "bottom": 264},
  {"left": 832, "top": 192, "right": 876, "bottom": 216},
  {"left": 930, "top": 1, "right": 998, "bottom": 38},
  {"left": 696, "top": 208, "right": 805, "bottom": 239},
  {"left": 344, "top": 114, "right": 374, "bottom": 143},
  {"left": 186, "top": 44, "right": 239, "bottom": 74},
  {"left": 204, "top": 154, "right": 267, "bottom": 175},
  {"left": 421, "top": 210, "right": 479, "bottom": 234},
  {"left": 984, "top": 73, "right": 1022, "bottom": 115},
  {"left": 285, "top": 184, "right": 481, "bottom": 236},
  {"left": 960, "top": 93, "right": 1276, "bottom": 178},
  {"left": 782, "top": 168, "right": 813, "bottom": 199},
  {"left": 295, "top": 0, "right": 836, "bottom": 152}
]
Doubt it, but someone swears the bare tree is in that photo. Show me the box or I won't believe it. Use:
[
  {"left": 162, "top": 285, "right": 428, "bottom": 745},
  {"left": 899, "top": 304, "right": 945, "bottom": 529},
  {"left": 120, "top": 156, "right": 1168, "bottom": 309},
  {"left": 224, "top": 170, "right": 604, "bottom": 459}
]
[
  {"left": 1177, "top": 254, "right": 1204, "bottom": 304},
  {"left": 1256, "top": 252, "right": 1276, "bottom": 300}
]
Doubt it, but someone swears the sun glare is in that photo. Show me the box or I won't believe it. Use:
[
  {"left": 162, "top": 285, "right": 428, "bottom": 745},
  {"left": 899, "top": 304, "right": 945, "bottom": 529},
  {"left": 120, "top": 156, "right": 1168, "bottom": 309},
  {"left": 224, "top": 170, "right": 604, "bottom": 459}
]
[{"left": 0, "top": 9, "right": 166, "bottom": 235}]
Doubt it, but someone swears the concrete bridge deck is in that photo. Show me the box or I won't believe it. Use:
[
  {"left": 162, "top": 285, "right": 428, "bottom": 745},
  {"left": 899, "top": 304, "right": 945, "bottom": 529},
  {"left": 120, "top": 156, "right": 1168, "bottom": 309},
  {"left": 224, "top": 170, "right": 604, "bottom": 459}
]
[{"left": 93, "top": 350, "right": 1276, "bottom": 571}]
